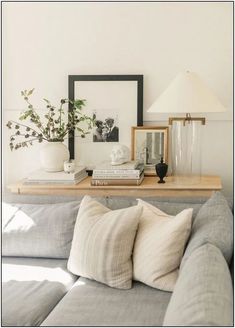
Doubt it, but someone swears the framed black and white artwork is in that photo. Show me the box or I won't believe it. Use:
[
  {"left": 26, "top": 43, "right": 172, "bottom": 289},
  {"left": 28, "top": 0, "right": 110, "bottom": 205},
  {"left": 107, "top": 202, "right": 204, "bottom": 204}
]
[
  {"left": 131, "top": 126, "right": 168, "bottom": 176},
  {"left": 68, "top": 75, "right": 143, "bottom": 169}
]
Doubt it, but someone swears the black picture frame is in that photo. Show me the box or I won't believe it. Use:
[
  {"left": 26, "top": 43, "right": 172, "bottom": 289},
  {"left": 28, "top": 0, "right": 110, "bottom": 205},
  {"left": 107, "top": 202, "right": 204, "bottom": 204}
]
[{"left": 68, "top": 75, "right": 143, "bottom": 159}]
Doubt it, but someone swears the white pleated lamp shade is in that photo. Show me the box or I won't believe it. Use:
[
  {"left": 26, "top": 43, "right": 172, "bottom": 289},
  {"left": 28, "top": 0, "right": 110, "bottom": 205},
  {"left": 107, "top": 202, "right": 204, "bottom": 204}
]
[{"left": 147, "top": 71, "right": 226, "bottom": 113}]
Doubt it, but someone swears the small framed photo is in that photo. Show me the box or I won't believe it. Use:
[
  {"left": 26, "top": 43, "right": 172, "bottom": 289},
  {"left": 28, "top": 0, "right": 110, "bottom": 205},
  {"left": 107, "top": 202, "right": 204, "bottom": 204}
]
[{"left": 131, "top": 126, "right": 168, "bottom": 176}]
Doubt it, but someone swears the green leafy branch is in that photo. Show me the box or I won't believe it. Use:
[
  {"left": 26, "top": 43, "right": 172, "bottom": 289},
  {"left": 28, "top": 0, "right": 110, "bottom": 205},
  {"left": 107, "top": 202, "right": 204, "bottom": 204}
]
[{"left": 6, "top": 89, "right": 95, "bottom": 151}]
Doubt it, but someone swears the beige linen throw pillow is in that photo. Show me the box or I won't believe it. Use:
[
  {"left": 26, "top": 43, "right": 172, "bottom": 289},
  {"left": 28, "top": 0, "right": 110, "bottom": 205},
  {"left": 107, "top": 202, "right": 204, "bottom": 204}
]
[
  {"left": 67, "top": 195, "right": 142, "bottom": 289},
  {"left": 133, "top": 199, "right": 193, "bottom": 292}
]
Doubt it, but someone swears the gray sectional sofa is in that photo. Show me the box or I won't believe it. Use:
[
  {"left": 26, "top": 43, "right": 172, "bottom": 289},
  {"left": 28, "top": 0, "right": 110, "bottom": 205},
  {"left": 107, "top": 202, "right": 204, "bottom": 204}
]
[{"left": 2, "top": 192, "right": 234, "bottom": 327}]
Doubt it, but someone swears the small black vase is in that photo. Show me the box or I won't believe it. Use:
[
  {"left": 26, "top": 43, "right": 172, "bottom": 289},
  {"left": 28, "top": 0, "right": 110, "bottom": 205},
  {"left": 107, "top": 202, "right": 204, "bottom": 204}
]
[{"left": 155, "top": 157, "right": 168, "bottom": 183}]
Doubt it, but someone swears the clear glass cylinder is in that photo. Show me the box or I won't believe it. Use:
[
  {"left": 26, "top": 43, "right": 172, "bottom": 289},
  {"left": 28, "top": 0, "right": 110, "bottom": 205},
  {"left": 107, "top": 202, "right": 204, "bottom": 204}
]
[{"left": 171, "top": 120, "right": 202, "bottom": 184}]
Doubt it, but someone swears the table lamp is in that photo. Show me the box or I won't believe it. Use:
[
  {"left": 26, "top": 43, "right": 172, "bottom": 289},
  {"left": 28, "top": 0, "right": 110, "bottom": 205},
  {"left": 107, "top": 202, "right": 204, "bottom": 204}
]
[{"left": 147, "top": 71, "right": 226, "bottom": 181}]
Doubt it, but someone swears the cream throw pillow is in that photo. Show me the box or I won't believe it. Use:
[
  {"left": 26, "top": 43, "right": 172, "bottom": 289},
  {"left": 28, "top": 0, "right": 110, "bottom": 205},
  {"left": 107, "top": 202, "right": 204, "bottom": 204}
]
[
  {"left": 67, "top": 195, "right": 142, "bottom": 289},
  {"left": 133, "top": 199, "right": 193, "bottom": 292}
]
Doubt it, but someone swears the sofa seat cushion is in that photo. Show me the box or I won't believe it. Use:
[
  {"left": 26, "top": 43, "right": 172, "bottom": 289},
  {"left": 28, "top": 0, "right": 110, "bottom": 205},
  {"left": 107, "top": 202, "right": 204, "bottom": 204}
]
[
  {"left": 2, "top": 257, "right": 77, "bottom": 327},
  {"left": 41, "top": 277, "right": 172, "bottom": 326}
]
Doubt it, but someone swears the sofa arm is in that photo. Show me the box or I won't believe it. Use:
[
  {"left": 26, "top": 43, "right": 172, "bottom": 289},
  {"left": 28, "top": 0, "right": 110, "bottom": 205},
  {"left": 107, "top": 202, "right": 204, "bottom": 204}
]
[{"left": 163, "top": 244, "right": 233, "bottom": 326}]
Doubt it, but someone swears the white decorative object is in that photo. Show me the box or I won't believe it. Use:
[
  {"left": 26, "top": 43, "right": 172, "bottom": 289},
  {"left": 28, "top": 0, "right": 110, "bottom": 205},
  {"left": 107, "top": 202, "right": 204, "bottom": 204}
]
[
  {"left": 110, "top": 145, "right": 130, "bottom": 165},
  {"left": 64, "top": 160, "right": 75, "bottom": 173},
  {"left": 40, "top": 142, "right": 69, "bottom": 172}
]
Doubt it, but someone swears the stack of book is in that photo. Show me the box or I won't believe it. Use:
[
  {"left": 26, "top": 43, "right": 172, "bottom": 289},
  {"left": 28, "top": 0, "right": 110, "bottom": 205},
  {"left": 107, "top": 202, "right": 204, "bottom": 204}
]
[
  {"left": 91, "top": 161, "right": 144, "bottom": 186},
  {"left": 24, "top": 166, "right": 87, "bottom": 185}
]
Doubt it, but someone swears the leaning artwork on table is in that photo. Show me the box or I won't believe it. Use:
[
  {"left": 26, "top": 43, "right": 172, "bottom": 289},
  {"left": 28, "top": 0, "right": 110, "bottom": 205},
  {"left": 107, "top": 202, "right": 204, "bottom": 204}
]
[
  {"left": 68, "top": 75, "right": 143, "bottom": 169},
  {"left": 131, "top": 126, "right": 168, "bottom": 176}
]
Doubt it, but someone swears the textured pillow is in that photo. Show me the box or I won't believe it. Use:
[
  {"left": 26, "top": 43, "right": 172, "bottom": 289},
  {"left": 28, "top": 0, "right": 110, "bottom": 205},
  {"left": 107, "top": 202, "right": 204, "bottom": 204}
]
[
  {"left": 133, "top": 199, "right": 193, "bottom": 292},
  {"left": 67, "top": 195, "right": 142, "bottom": 289},
  {"left": 163, "top": 244, "right": 233, "bottom": 326},
  {"left": 2, "top": 201, "right": 80, "bottom": 258},
  {"left": 181, "top": 191, "right": 233, "bottom": 267}
]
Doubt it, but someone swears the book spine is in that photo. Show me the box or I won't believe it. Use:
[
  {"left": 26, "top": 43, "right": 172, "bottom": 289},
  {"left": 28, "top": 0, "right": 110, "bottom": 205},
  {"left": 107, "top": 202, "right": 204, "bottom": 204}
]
[
  {"left": 73, "top": 169, "right": 87, "bottom": 179},
  {"left": 93, "top": 167, "right": 144, "bottom": 175},
  {"left": 91, "top": 174, "right": 144, "bottom": 186},
  {"left": 27, "top": 169, "right": 87, "bottom": 181},
  {"left": 92, "top": 175, "right": 141, "bottom": 179},
  {"left": 91, "top": 178, "right": 143, "bottom": 186},
  {"left": 24, "top": 174, "right": 88, "bottom": 185},
  {"left": 93, "top": 168, "right": 144, "bottom": 179},
  {"left": 74, "top": 175, "right": 88, "bottom": 184}
]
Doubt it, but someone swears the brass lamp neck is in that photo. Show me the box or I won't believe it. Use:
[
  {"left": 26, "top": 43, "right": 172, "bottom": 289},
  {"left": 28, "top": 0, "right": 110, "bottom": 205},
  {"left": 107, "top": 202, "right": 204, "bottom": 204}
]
[{"left": 168, "top": 114, "right": 206, "bottom": 126}]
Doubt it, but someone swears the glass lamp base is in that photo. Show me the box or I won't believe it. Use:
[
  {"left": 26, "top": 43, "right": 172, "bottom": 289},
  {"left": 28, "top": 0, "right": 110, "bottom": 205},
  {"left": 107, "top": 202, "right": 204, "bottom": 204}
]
[{"left": 171, "top": 120, "right": 203, "bottom": 183}]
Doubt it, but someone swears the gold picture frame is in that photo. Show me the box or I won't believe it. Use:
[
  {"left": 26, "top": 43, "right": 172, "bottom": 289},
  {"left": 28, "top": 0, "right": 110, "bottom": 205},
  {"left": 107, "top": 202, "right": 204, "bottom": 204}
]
[{"left": 131, "top": 126, "right": 168, "bottom": 176}]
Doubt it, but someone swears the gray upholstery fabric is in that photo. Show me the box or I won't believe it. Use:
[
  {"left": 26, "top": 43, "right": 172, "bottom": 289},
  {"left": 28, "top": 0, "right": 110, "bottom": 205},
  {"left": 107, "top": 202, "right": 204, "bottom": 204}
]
[
  {"left": 181, "top": 191, "right": 233, "bottom": 267},
  {"left": 2, "top": 201, "right": 80, "bottom": 258},
  {"left": 163, "top": 244, "right": 233, "bottom": 326},
  {"left": 3, "top": 193, "right": 107, "bottom": 205},
  {"left": 106, "top": 197, "right": 202, "bottom": 219},
  {"left": 2, "top": 195, "right": 204, "bottom": 260},
  {"left": 3, "top": 192, "right": 233, "bottom": 209},
  {"left": 2, "top": 192, "right": 233, "bottom": 327},
  {"left": 2, "top": 257, "right": 77, "bottom": 327},
  {"left": 41, "top": 277, "right": 171, "bottom": 326}
]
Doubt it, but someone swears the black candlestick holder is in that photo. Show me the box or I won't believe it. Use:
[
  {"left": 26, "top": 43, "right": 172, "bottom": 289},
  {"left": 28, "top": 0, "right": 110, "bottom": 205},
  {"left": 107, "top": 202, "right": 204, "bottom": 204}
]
[{"left": 155, "top": 157, "right": 168, "bottom": 183}]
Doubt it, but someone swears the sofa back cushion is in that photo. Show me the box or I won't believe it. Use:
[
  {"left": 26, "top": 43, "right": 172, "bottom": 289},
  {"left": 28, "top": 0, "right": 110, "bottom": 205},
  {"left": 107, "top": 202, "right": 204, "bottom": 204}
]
[
  {"left": 163, "top": 244, "right": 233, "bottom": 326},
  {"left": 2, "top": 201, "right": 80, "bottom": 258},
  {"left": 181, "top": 192, "right": 233, "bottom": 267},
  {"left": 105, "top": 197, "right": 202, "bottom": 218}
]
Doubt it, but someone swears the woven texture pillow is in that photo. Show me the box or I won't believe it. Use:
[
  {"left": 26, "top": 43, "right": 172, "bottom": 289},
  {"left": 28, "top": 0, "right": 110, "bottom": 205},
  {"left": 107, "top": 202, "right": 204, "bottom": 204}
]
[
  {"left": 133, "top": 199, "right": 193, "bottom": 292},
  {"left": 67, "top": 195, "right": 142, "bottom": 289}
]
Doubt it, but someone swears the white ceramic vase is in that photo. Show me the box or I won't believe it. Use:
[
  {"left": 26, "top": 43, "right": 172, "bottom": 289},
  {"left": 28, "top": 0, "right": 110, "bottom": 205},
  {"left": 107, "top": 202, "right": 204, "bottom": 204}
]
[{"left": 40, "top": 141, "right": 70, "bottom": 172}]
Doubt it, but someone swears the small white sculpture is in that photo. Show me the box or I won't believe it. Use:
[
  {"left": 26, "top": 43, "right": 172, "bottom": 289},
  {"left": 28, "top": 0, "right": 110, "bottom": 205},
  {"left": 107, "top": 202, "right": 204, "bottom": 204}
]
[
  {"left": 64, "top": 160, "right": 75, "bottom": 173},
  {"left": 110, "top": 145, "right": 130, "bottom": 165}
]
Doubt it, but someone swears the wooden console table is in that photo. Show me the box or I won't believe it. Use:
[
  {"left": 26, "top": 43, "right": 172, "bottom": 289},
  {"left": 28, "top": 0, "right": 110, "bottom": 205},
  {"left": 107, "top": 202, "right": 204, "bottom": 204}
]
[{"left": 8, "top": 176, "right": 222, "bottom": 198}]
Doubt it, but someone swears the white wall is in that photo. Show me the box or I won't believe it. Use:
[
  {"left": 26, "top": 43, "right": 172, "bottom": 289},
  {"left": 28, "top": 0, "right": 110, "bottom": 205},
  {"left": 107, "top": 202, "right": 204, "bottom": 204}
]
[{"left": 2, "top": 2, "right": 233, "bottom": 196}]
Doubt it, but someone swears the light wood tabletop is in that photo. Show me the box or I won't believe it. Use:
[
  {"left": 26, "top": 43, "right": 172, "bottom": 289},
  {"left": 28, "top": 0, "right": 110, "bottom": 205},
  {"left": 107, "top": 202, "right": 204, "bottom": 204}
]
[{"left": 8, "top": 175, "right": 222, "bottom": 198}]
